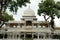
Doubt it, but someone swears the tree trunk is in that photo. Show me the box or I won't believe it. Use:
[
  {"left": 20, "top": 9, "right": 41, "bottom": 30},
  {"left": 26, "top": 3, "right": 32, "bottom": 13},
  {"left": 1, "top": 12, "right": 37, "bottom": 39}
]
[
  {"left": 0, "top": 10, "right": 2, "bottom": 22},
  {"left": 0, "top": 10, "right": 3, "bottom": 28},
  {"left": 0, "top": 0, "right": 3, "bottom": 28},
  {"left": 50, "top": 16, "right": 54, "bottom": 29},
  {"left": 50, "top": 16, "right": 54, "bottom": 39}
]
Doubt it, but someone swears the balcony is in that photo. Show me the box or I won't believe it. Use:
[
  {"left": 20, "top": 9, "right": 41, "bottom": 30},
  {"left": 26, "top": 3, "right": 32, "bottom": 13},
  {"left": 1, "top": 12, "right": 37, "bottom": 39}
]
[
  {"left": 1, "top": 26, "right": 51, "bottom": 33},
  {"left": 0, "top": 39, "right": 59, "bottom": 40}
]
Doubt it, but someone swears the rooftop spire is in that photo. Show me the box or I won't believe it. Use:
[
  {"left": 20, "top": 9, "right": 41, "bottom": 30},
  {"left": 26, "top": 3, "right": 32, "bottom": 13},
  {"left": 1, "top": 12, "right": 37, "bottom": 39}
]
[
  {"left": 28, "top": 4, "right": 31, "bottom": 9},
  {"left": 29, "top": 5, "right": 30, "bottom": 8}
]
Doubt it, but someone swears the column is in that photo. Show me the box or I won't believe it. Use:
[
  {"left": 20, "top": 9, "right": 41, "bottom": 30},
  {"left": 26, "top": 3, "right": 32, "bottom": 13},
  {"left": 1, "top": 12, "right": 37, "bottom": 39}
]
[
  {"left": 9, "top": 33, "right": 11, "bottom": 39},
  {"left": 8, "top": 24, "right": 10, "bottom": 28},
  {"left": 24, "top": 33, "right": 25, "bottom": 40},
  {"left": 32, "top": 33, "right": 33, "bottom": 39},
  {"left": 17, "top": 33, "right": 19, "bottom": 39},
  {"left": 7, "top": 33, "right": 9, "bottom": 39},
  {"left": 11, "top": 33, "right": 13, "bottom": 39},
  {"left": 16, "top": 33, "right": 17, "bottom": 39},
  {"left": 3, "top": 33, "right": 5, "bottom": 39},
  {"left": 32, "top": 23, "right": 34, "bottom": 28},
  {"left": 43, "top": 33, "right": 46, "bottom": 39},
  {"left": 38, "top": 33, "right": 39, "bottom": 39},
  {"left": 6, "top": 32, "right": 8, "bottom": 39},
  {"left": 37, "top": 24, "right": 39, "bottom": 28},
  {"left": 10, "top": 33, "right": 11, "bottom": 39},
  {"left": 19, "top": 33, "right": 20, "bottom": 39},
  {"left": 49, "top": 33, "right": 51, "bottom": 39},
  {"left": 13, "top": 33, "right": 14, "bottom": 39},
  {"left": 8, "top": 33, "right": 10, "bottom": 39}
]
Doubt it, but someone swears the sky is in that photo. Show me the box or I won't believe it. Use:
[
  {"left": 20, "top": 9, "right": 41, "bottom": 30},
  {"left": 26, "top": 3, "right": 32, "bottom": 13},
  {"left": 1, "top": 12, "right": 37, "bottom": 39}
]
[{"left": 6, "top": 0, "right": 60, "bottom": 27}]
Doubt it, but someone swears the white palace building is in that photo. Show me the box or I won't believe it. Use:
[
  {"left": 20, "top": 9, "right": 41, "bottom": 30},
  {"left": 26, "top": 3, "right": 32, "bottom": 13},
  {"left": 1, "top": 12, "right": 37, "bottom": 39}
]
[{"left": 0, "top": 7, "right": 60, "bottom": 40}]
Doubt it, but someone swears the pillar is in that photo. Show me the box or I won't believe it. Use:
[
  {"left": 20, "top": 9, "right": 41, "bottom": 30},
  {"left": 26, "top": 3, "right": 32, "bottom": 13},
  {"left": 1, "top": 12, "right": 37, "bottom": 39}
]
[
  {"left": 44, "top": 33, "right": 46, "bottom": 39},
  {"left": 16, "top": 33, "right": 17, "bottom": 39},
  {"left": 38, "top": 33, "right": 39, "bottom": 39},
  {"left": 13, "top": 32, "right": 14, "bottom": 39},
  {"left": 24, "top": 33, "right": 25, "bottom": 40},
  {"left": 9, "top": 33, "right": 11, "bottom": 39},
  {"left": 17, "top": 33, "right": 20, "bottom": 39},
  {"left": 49, "top": 33, "right": 51, "bottom": 39},
  {"left": 9, "top": 33, "right": 10, "bottom": 39},
  {"left": 32, "top": 23, "right": 34, "bottom": 28},
  {"left": 8, "top": 24, "right": 10, "bottom": 28},
  {"left": 6, "top": 32, "right": 8, "bottom": 39},
  {"left": 19, "top": 33, "right": 20, "bottom": 39},
  {"left": 10, "top": 33, "right": 11, "bottom": 39},
  {"left": 32, "top": 33, "right": 33, "bottom": 39},
  {"left": 3, "top": 33, "right": 5, "bottom": 39},
  {"left": 7, "top": 33, "right": 9, "bottom": 39},
  {"left": 37, "top": 24, "right": 39, "bottom": 28}
]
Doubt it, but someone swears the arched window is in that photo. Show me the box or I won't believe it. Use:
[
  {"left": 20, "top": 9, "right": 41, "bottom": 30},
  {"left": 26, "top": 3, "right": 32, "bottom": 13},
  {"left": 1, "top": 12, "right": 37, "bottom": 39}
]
[
  {"left": 43, "top": 26, "right": 45, "bottom": 28},
  {"left": 26, "top": 21, "right": 32, "bottom": 26},
  {"left": 38, "top": 26, "right": 41, "bottom": 28},
  {"left": 17, "top": 25, "right": 20, "bottom": 28},
  {"left": 13, "top": 25, "right": 16, "bottom": 28}
]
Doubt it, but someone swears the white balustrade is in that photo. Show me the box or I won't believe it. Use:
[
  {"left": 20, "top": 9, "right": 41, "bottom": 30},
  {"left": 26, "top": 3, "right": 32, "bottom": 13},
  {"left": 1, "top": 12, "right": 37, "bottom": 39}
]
[
  {"left": 38, "top": 26, "right": 41, "bottom": 28},
  {"left": 0, "top": 39, "right": 59, "bottom": 40},
  {"left": 13, "top": 25, "right": 16, "bottom": 28},
  {"left": 0, "top": 39, "right": 22, "bottom": 40},
  {"left": 17, "top": 25, "right": 20, "bottom": 28},
  {"left": 33, "top": 39, "right": 59, "bottom": 40},
  {"left": 22, "top": 26, "right": 25, "bottom": 28},
  {"left": 43, "top": 26, "right": 45, "bottom": 28},
  {"left": 33, "top": 26, "right": 36, "bottom": 28}
]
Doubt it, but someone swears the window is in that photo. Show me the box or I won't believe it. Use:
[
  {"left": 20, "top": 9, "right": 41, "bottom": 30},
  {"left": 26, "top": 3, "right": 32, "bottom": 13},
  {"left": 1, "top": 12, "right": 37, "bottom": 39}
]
[
  {"left": 34, "top": 34, "right": 37, "bottom": 38},
  {"left": 33, "top": 33, "right": 38, "bottom": 38},
  {"left": 26, "top": 21, "right": 32, "bottom": 26},
  {"left": 39, "top": 35, "right": 43, "bottom": 38},
  {"left": 20, "top": 34, "right": 24, "bottom": 38},
  {"left": 43, "top": 26, "right": 45, "bottom": 28},
  {"left": 34, "top": 24, "right": 37, "bottom": 26},
  {"left": 20, "top": 24, "right": 24, "bottom": 28},
  {"left": 38, "top": 26, "right": 41, "bottom": 28}
]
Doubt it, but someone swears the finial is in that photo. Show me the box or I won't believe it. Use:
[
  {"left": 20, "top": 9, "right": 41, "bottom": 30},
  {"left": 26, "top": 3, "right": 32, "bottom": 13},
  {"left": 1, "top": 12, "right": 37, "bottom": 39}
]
[
  {"left": 28, "top": 5, "right": 30, "bottom": 9},
  {"left": 29, "top": 5, "right": 30, "bottom": 8}
]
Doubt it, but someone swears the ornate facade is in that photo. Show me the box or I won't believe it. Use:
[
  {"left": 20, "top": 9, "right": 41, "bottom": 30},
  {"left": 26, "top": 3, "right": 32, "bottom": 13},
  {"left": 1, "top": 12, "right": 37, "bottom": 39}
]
[{"left": 0, "top": 7, "right": 60, "bottom": 40}]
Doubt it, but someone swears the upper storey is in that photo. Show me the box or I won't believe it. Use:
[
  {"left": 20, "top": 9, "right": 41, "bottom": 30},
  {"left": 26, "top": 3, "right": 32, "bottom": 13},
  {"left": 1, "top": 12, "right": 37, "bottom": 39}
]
[
  {"left": 4, "top": 7, "right": 49, "bottom": 28},
  {"left": 23, "top": 7, "right": 35, "bottom": 17},
  {"left": 21, "top": 7, "right": 37, "bottom": 21}
]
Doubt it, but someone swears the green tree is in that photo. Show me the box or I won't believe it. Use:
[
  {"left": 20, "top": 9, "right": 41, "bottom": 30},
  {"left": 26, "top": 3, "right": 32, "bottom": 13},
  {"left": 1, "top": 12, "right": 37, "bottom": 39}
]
[
  {"left": 0, "top": 0, "right": 30, "bottom": 27},
  {"left": 38, "top": 0, "right": 60, "bottom": 29},
  {"left": 1, "top": 12, "right": 14, "bottom": 28},
  {"left": 2, "top": 12, "right": 14, "bottom": 21}
]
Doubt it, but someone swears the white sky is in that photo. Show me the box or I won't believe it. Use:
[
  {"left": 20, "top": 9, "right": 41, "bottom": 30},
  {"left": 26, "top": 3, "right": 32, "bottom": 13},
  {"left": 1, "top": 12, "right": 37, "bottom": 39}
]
[{"left": 6, "top": 0, "right": 60, "bottom": 27}]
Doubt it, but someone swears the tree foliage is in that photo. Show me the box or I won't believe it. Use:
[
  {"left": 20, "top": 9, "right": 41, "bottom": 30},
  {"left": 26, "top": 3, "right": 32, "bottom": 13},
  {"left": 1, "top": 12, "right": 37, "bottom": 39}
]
[
  {"left": 2, "top": 12, "right": 14, "bottom": 21},
  {"left": 38, "top": 0, "right": 60, "bottom": 29},
  {"left": 0, "top": 0, "right": 30, "bottom": 27},
  {"left": 0, "top": 0, "right": 30, "bottom": 12},
  {"left": 0, "top": 12, "right": 14, "bottom": 28}
]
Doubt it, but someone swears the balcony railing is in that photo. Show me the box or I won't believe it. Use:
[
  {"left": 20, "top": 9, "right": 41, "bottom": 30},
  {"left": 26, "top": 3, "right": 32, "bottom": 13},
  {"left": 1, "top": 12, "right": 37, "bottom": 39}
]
[
  {"left": 0, "top": 39, "right": 59, "bottom": 40},
  {"left": 0, "top": 26, "right": 51, "bottom": 33}
]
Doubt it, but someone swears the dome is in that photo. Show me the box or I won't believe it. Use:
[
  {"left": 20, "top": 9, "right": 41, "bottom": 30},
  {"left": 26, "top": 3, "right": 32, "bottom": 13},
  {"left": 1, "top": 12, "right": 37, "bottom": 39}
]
[{"left": 23, "top": 7, "right": 35, "bottom": 16}]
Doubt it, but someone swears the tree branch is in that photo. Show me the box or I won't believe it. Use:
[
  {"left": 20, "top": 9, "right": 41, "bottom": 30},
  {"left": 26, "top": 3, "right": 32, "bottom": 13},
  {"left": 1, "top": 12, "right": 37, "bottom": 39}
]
[
  {"left": 43, "top": 15, "right": 50, "bottom": 21},
  {"left": 46, "top": 16, "right": 50, "bottom": 20},
  {"left": 43, "top": 15, "right": 47, "bottom": 21}
]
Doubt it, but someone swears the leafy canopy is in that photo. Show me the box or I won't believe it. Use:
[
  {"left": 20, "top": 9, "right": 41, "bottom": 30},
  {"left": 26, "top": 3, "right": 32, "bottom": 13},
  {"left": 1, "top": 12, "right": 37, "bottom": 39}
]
[
  {"left": 1, "top": 0, "right": 30, "bottom": 12},
  {"left": 38, "top": 0, "right": 60, "bottom": 29},
  {"left": 0, "top": 0, "right": 30, "bottom": 27},
  {"left": 2, "top": 12, "right": 14, "bottom": 22},
  {"left": 38, "top": 0, "right": 60, "bottom": 19}
]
